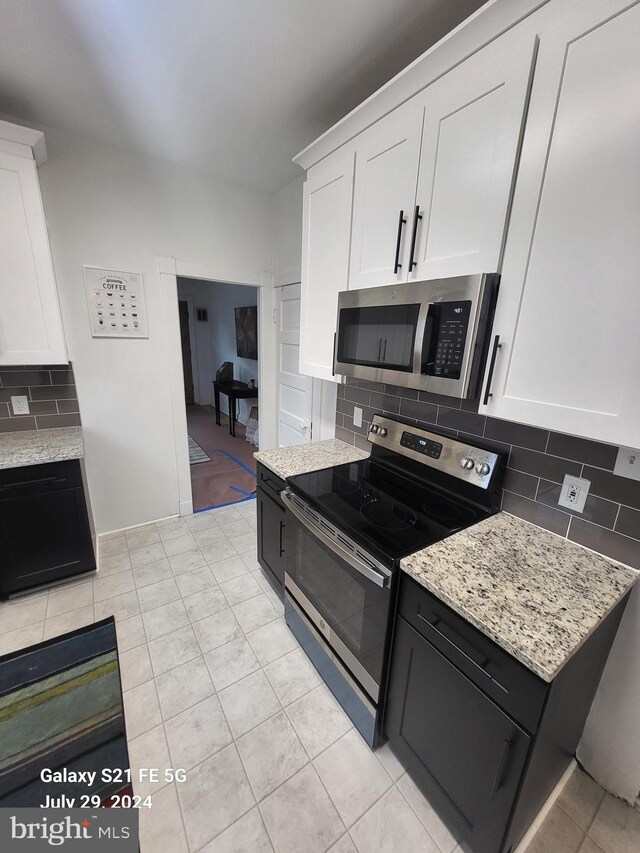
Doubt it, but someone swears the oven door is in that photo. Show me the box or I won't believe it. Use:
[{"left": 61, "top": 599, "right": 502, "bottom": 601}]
[{"left": 282, "top": 490, "right": 392, "bottom": 703}]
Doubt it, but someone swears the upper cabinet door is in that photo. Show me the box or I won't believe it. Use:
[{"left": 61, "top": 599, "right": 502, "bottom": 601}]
[
  {"left": 348, "top": 101, "right": 424, "bottom": 290},
  {"left": 0, "top": 151, "right": 67, "bottom": 365},
  {"left": 409, "top": 27, "right": 537, "bottom": 281},
  {"left": 480, "top": 0, "right": 640, "bottom": 448},
  {"left": 300, "top": 147, "right": 355, "bottom": 381}
]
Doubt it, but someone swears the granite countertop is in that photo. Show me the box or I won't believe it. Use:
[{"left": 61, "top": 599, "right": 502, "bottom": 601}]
[
  {"left": 401, "top": 512, "right": 637, "bottom": 682},
  {"left": 0, "top": 426, "right": 84, "bottom": 470},
  {"left": 254, "top": 438, "right": 369, "bottom": 480}
]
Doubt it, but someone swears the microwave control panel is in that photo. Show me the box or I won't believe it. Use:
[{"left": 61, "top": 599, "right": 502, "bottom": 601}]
[{"left": 423, "top": 300, "right": 471, "bottom": 380}]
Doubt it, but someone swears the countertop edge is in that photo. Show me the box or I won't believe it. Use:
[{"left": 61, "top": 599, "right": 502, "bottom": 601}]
[{"left": 0, "top": 427, "right": 85, "bottom": 471}]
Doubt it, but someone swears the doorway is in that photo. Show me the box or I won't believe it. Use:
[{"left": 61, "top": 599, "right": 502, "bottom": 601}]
[{"left": 177, "top": 276, "right": 260, "bottom": 511}]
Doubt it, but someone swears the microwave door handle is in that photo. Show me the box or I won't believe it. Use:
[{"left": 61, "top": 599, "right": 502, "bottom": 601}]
[
  {"left": 281, "top": 491, "right": 391, "bottom": 588},
  {"left": 413, "top": 302, "right": 431, "bottom": 373}
]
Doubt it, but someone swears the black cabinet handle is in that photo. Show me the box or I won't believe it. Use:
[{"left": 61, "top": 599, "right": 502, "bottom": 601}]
[
  {"left": 492, "top": 737, "right": 514, "bottom": 795},
  {"left": 393, "top": 209, "right": 407, "bottom": 273},
  {"left": 483, "top": 334, "right": 502, "bottom": 406},
  {"left": 423, "top": 613, "right": 489, "bottom": 669},
  {"left": 279, "top": 521, "right": 285, "bottom": 557},
  {"left": 408, "top": 205, "right": 423, "bottom": 271},
  {"left": 0, "top": 476, "right": 61, "bottom": 491}
]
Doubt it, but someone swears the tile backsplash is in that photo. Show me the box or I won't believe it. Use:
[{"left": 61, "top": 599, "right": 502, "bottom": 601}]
[
  {"left": 0, "top": 364, "right": 81, "bottom": 432},
  {"left": 336, "top": 379, "right": 640, "bottom": 570}
]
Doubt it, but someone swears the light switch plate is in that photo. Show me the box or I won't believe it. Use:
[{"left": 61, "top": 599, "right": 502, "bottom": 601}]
[
  {"left": 558, "top": 474, "right": 590, "bottom": 512},
  {"left": 613, "top": 446, "right": 640, "bottom": 482},
  {"left": 353, "top": 407, "right": 363, "bottom": 428},
  {"left": 10, "top": 395, "right": 29, "bottom": 415}
]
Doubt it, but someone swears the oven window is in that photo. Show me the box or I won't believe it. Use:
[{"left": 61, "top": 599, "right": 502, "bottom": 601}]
[
  {"left": 286, "top": 516, "right": 390, "bottom": 690},
  {"left": 337, "top": 304, "right": 420, "bottom": 371}
]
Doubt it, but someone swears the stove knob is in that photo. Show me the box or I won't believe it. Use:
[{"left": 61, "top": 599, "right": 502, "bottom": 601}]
[
  {"left": 378, "top": 427, "right": 387, "bottom": 437},
  {"left": 370, "top": 424, "right": 379, "bottom": 434},
  {"left": 476, "top": 462, "right": 491, "bottom": 477},
  {"left": 460, "top": 456, "right": 475, "bottom": 470}
]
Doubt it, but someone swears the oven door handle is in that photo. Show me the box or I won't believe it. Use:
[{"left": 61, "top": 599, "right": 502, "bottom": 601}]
[{"left": 281, "top": 490, "right": 392, "bottom": 588}]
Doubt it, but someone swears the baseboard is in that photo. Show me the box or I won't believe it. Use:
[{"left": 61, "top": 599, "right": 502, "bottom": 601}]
[{"left": 513, "top": 759, "right": 576, "bottom": 852}]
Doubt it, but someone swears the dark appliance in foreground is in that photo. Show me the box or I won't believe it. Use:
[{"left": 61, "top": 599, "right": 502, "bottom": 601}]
[
  {"left": 256, "top": 462, "right": 286, "bottom": 593},
  {"left": 283, "top": 414, "right": 505, "bottom": 747},
  {"left": 0, "top": 459, "right": 95, "bottom": 598}
]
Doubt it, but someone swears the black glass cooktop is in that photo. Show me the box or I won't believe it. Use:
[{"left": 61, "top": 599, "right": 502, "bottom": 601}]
[{"left": 287, "top": 458, "right": 486, "bottom": 566}]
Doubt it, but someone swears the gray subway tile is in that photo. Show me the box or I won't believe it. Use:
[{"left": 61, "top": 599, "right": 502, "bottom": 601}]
[
  {"left": 335, "top": 426, "right": 355, "bottom": 445},
  {"left": 418, "top": 390, "right": 461, "bottom": 408},
  {"left": 369, "top": 392, "right": 400, "bottom": 415},
  {"left": 502, "top": 468, "right": 539, "bottom": 500},
  {"left": 509, "top": 446, "right": 581, "bottom": 483},
  {"left": 0, "top": 403, "right": 9, "bottom": 418},
  {"left": 485, "top": 417, "right": 549, "bottom": 452},
  {"left": 546, "top": 432, "right": 618, "bottom": 471},
  {"left": 384, "top": 384, "right": 418, "bottom": 400},
  {"left": 0, "top": 370, "right": 51, "bottom": 387},
  {"left": 344, "top": 385, "right": 371, "bottom": 406},
  {"left": 615, "top": 506, "right": 640, "bottom": 541},
  {"left": 583, "top": 467, "right": 640, "bottom": 511},
  {"left": 568, "top": 518, "right": 640, "bottom": 569},
  {"left": 502, "top": 492, "right": 571, "bottom": 537},
  {"left": 336, "top": 398, "right": 354, "bottom": 418},
  {"left": 30, "top": 385, "right": 77, "bottom": 402},
  {"left": 398, "top": 398, "right": 437, "bottom": 424},
  {"left": 35, "top": 413, "right": 82, "bottom": 429},
  {"left": 437, "top": 407, "right": 485, "bottom": 437},
  {"left": 57, "top": 399, "right": 80, "bottom": 414},
  {"left": 0, "top": 387, "right": 29, "bottom": 402},
  {"left": 536, "top": 480, "right": 619, "bottom": 529},
  {"left": 354, "top": 433, "right": 370, "bottom": 452},
  {"left": 0, "top": 416, "right": 36, "bottom": 432},
  {"left": 49, "top": 369, "right": 75, "bottom": 386},
  {"left": 29, "top": 401, "right": 58, "bottom": 415}
]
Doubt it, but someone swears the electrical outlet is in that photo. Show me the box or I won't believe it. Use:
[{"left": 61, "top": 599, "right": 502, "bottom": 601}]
[
  {"left": 558, "top": 474, "right": 591, "bottom": 512},
  {"left": 10, "top": 395, "right": 29, "bottom": 415},
  {"left": 613, "top": 446, "right": 640, "bottom": 482},
  {"left": 353, "top": 406, "right": 363, "bottom": 428}
]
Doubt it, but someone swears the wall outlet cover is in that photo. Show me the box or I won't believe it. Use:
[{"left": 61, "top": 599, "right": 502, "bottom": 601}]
[
  {"left": 558, "top": 474, "right": 591, "bottom": 513},
  {"left": 613, "top": 446, "right": 640, "bottom": 482},
  {"left": 353, "top": 406, "right": 363, "bottom": 428},
  {"left": 10, "top": 395, "right": 29, "bottom": 416}
]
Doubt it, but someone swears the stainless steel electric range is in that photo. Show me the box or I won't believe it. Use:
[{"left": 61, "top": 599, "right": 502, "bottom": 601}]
[{"left": 282, "top": 414, "right": 506, "bottom": 747}]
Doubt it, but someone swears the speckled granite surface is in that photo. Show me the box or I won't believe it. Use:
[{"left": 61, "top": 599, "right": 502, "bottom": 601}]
[
  {"left": 0, "top": 427, "right": 84, "bottom": 470},
  {"left": 401, "top": 512, "right": 637, "bottom": 681},
  {"left": 254, "top": 438, "right": 369, "bottom": 480}
]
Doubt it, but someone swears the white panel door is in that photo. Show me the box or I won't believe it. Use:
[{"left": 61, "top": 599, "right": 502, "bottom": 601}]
[
  {"left": 0, "top": 152, "right": 67, "bottom": 364},
  {"left": 349, "top": 100, "right": 424, "bottom": 289},
  {"left": 410, "top": 26, "right": 537, "bottom": 280},
  {"left": 278, "top": 284, "right": 313, "bottom": 447},
  {"left": 480, "top": 0, "right": 640, "bottom": 447},
  {"left": 300, "top": 147, "right": 355, "bottom": 381}
]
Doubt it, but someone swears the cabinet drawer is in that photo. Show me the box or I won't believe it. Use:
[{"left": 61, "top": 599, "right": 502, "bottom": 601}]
[
  {"left": 257, "top": 464, "right": 286, "bottom": 506},
  {"left": 398, "top": 573, "right": 547, "bottom": 732},
  {"left": 0, "top": 460, "right": 82, "bottom": 497}
]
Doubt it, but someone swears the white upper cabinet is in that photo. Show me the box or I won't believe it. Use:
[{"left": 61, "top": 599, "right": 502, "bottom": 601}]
[
  {"left": 409, "top": 26, "right": 537, "bottom": 281},
  {"left": 480, "top": 0, "right": 640, "bottom": 447},
  {"left": 300, "top": 147, "right": 355, "bottom": 381},
  {"left": 0, "top": 123, "right": 67, "bottom": 365},
  {"left": 348, "top": 100, "right": 424, "bottom": 289}
]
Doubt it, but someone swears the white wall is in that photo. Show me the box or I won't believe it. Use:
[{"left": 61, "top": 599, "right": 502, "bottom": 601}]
[
  {"left": 271, "top": 175, "right": 304, "bottom": 284},
  {"left": 177, "top": 278, "right": 259, "bottom": 424},
  {"left": 32, "top": 123, "right": 271, "bottom": 534}
]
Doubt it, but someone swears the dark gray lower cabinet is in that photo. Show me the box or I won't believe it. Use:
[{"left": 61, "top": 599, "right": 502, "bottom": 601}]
[
  {"left": 256, "top": 463, "right": 286, "bottom": 592},
  {"left": 0, "top": 459, "right": 95, "bottom": 597},
  {"left": 384, "top": 573, "right": 629, "bottom": 853}
]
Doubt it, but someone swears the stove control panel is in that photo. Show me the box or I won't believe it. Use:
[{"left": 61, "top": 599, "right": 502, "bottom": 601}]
[
  {"left": 400, "top": 431, "right": 443, "bottom": 459},
  {"left": 367, "top": 414, "right": 503, "bottom": 490}
]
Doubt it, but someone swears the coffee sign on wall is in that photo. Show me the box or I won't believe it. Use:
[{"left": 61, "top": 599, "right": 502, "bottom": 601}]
[{"left": 83, "top": 266, "right": 148, "bottom": 338}]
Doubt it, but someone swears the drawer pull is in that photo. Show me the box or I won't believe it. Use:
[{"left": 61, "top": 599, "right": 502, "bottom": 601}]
[
  {"left": 0, "top": 476, "right": 62, "bottom": 491},
  {"left": 492, "top": 737, "right": 514, "bottom": 795}
]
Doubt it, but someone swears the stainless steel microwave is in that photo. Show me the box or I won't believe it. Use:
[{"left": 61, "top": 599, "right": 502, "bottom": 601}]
[{"left": 333, "top": 274, "right": 499, "bottom": 399}]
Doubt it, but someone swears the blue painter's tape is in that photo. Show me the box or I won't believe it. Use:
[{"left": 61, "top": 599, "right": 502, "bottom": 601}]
[
  {"left": 213, "top": 449, "right": 257, "bottom": 478},
  {"left": 194, "top": 494, "right": 256, "bottom": 513}
]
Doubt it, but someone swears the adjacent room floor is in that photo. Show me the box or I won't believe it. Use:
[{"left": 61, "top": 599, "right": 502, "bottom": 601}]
[
  {"left": 1, "top": 503, "right": 638, "bottom": 853},
  {"left": 187, "top": 404, "right": 257, "bottom": 511}
]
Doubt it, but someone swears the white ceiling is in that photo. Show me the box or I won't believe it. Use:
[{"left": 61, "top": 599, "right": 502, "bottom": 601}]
[{"left": 0, "top": 0, "right": 485, "bottom": 193}]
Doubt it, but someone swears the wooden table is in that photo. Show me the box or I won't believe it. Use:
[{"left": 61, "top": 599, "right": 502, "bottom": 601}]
[{"left": 213, "top": 380, "right": 258, "bottom": 437}]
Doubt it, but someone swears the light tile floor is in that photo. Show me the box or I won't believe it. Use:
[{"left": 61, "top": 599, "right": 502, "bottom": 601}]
[{"left": 1, "top": 499, "right": 639, "bottom": 853}]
